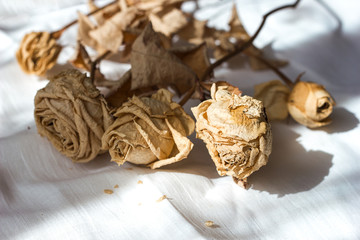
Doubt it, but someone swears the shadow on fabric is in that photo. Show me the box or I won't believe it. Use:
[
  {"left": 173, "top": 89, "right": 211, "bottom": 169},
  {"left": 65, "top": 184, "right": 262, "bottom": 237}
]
[{"left": 249, "top": 123, "right": 333, "bottom": 197}]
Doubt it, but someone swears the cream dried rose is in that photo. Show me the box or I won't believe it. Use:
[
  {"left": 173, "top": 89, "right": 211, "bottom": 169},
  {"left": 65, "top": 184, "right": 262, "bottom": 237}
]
[
  {"left": 102, "top": 89, "right": 194, "bottom": 169},
  {"left": 34, "top": 69, "right": 113, "bottom": 162},
  {"left": 254, "top": 80, "right": 290, "bottom": 120},
  {"left": 191, "top": 84, "right": 272, "bottom": 187},
  {"left": 16, "top": 32, "right": 62, "bottom": 76},
  {"left": 287, "top": 81, "right": 335, "bottom": 128}
]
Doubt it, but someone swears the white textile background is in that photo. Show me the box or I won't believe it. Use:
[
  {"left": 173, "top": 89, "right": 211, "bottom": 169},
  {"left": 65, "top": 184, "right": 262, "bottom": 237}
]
[{"left": 1, "top": 0, "right": 360, "bottom": 239}]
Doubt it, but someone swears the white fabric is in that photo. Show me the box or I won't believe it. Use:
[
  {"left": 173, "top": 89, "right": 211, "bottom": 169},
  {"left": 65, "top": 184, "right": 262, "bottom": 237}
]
[{"left": 1, "top": 0, "right": 360, "bottom": 239}]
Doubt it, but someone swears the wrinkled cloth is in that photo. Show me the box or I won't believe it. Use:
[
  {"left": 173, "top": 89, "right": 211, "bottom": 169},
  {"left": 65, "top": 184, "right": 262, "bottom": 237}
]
[{"left": 1, "top": 1, "right": 360, "bottom": 240}]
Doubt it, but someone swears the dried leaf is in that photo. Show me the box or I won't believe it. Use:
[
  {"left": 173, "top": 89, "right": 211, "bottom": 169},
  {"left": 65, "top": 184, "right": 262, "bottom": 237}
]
[
  {"left": 77, "top": 12, "right": 104, "bottom": 52},
  {"left": 171, "top": 43, "right": 211, "bottom": 80},
  {"left": 149, "top": 7, "right": 188, "bottom": 37},
  {"left": 89, "top": 7, "right": 139, "bottom": 52},
  {"left": 130, "top": 23, "right": 197, "bottom": 95},
  {"left": 88, "top": 0, "right": 120, "bottom": 26},
  {"left": 254, "top": 80, "right": 290, "bottom": 120},
  {"left": 227, "top": 4, "right": 250, "bottom": 41},
  {"left": 69, "top": 43, "right": 92, "bottom": 71}
]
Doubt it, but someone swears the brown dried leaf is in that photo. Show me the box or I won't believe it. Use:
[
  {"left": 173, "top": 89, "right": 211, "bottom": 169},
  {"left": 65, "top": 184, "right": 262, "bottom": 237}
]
[
  {"left": 171, "top": 43, "right": 211, "bottom": 80},
  {"left": 88, "top": 0, "right": 120, "bottom": 26},
  {"left": 227, "top": 4, "right": 250, "bottom": 41},
  {"left": 77, "top": 12, "right": 103, "bottom": 52},
  {"left": 69, "top": 43, "right": 92, "bottom": 71},
  {"left": 149, "top": 7, "right": 188, "bottom": 37},
  {"left": 89, "top": 7, "right": 139, "bottom": 52},
  {"left": 130, "top": 23, "right": 197, "bottom": 95}
]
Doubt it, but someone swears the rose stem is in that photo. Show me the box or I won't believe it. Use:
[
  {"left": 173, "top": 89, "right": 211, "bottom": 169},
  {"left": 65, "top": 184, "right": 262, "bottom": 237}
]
[
  {"left": 201, "top": 0, "right": 301, "bottom": 82},
  {"left": 50, "top": 0, "right": 118, "bottom": 39},
  {"left": 90, "top": 50, "right": 111, "bottom": 83},
  {"left": 248, "top": 53, "right": 294, "bottom": 88},
  {"left": 179, "top": 0, "right": 301, "bottom": 106}
]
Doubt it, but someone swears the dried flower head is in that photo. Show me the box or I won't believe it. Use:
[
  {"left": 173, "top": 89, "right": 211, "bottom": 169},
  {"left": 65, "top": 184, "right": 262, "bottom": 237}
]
[
  {"left": 191, "top": 84, "right": 272, "bottom": 187},
  {"left": 34, "top": 69, "right": 113, "bottom": 162},
  {"left": 16, "top": 32, "right": 62, "bottom": 75},
  {"left": 287, "top": 81, "right": 335, "bottom": 128},
  {"left": 102, "top": 89, "right": 194, "bottom": 169},
  {"left": 254, "top": 80, "right": 290, "bottom": 120}
]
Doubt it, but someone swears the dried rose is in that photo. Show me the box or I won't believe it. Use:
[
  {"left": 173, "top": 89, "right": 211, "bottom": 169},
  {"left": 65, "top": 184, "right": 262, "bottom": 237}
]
[
  {"left": 16, "top": 32, "right": 62, "bottom": 76},
  {"left": 191, "top": 84, "right": 272, "bottom": 187},
  {"left": 254, "top": 80, "right": 290, "bottom": 120},
  {"left": 102, "top": 89, "right": 194, "bottom": 169},
  {"left": 287, "top": 81, "right": 335, "bottom": 128},
  {"left": 34, "top": 69, "right": 113, "bottom": 162}
]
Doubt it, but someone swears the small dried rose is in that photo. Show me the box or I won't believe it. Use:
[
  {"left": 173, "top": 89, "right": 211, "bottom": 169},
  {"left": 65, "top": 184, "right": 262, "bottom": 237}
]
[
  {"left": 34, "top": 69, "right": 113, "bottom": 162},
  {"left": 191, "top": 84, "right": 272, "bottom": 187},
  {"left": 16, "top": 32, "right": 62, "bottom": 76},
  {"left": 102, "top": 89, "right": 194, "bottom": 169},
  {"left": 287, "top": 81, "right": 335, "bottom": 128},
  {"left": 254, "top": 80, "right": 290, "bottom": 120}
]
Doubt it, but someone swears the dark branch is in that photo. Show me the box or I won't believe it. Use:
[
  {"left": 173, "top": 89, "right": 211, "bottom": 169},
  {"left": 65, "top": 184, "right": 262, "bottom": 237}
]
[{"left": 200, "top": 0, "right": 301, "bottom": 83}]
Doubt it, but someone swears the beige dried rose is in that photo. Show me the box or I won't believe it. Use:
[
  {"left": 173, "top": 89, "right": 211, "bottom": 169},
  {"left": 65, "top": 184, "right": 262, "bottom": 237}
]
[
  {"left": 254, "top": 80, "right": 290, "bottom": 120},
  {"left": 34, "top": 69, "right": 113, "bottom": 163},
  {"left": 102, "top": 89, "right": 194, "bottom": 169},
  {"left": 191, "top": 84, "right": 272, "bottom": 187},
  {"left": 287, "top": 81, "right": 335, "bottom": 128},
  {"left": 16, "top": 32, "right": 62, "bottom": 75}
]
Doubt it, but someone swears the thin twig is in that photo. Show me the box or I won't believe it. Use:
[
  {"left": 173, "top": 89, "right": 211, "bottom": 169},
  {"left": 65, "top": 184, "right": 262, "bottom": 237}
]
[
  {"left": 179, "top": 0, "right": 301, "bottom": 106},
  {"left": 200, "top": 0, "right": 301, "bottom": 83},
  {"left": 248, "top": 53, "right": 294, "bottom": 88},
  {"left": 51, "top": 0, "right": 118, "bottom": 39},
  {"left": 179, "top": 83, "right": 198, "bottom": 106}
]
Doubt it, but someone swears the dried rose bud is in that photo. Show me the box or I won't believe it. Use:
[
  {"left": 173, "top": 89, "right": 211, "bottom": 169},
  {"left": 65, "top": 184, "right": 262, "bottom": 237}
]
[
  {"left": 254, "top": 80, "right": 290, "bottom": 120},
  {"left": 34, "top": 69, "right": 113, "bottom": 162},
  {"left": 287, "top": 81, "right": 335, "bottom": 128},
  {"left": 16, "top": 32, "right": 62, "bottom": 76},
  {"left": 102, "top": 89, "right": 194, "bottom": 169},
  {"left": 191, "top": 84, "right": 272, "bottom": 187}
]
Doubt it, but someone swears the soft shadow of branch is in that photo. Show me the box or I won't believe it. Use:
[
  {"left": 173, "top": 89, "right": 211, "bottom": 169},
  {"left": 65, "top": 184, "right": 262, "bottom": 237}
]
[{"left": 250, "top": 123, "right": 333, "bottom": 197}]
